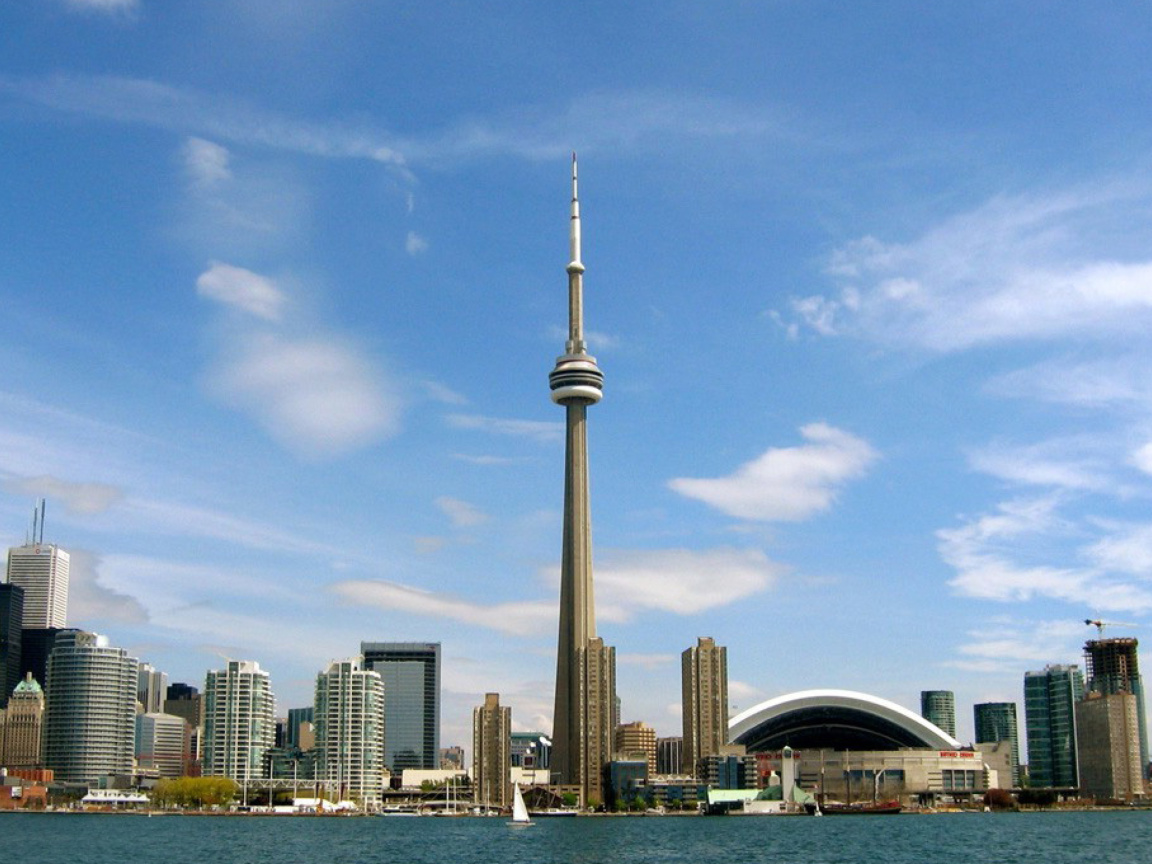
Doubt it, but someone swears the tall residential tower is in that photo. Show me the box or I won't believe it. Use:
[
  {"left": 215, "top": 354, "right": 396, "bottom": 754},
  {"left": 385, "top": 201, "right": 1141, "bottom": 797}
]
[
  {"left": 682, "top": 637, "right": 729, "bottom": 777},
  {"left": 360, "top": 641, "right": 441, "bottom": 771},
  {"left": 549, "top": 156, "right": 616, "bottom": 805}
]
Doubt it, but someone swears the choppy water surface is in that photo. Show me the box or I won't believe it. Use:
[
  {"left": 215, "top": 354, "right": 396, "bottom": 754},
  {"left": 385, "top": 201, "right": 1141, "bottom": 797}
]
[{"left": 10, "top": 810, "right": 1151, "bottom": 864}]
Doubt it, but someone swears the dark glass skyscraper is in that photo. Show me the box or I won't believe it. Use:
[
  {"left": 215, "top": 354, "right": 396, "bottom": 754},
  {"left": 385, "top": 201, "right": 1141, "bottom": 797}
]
[
  {"left": 0, "top": 583, "right": 24, "bottom": 708},
  {"left": 974, "top": 701, "right": 1020, "bottom": 786},
  {"left": 920, "top": 690, "right": 956, "bottom": 739},
  {"left": 360, "top": 641, "right": 440, "bottom": 771},
  {"left": 1024, "top": 665, "right": 1084, "bottom": 788}
]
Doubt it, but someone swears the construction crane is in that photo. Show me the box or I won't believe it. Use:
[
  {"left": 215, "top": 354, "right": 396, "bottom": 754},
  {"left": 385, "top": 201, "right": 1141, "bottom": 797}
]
[{"left": 1084, "top": 619, "right": 1137, "bottom": 638}]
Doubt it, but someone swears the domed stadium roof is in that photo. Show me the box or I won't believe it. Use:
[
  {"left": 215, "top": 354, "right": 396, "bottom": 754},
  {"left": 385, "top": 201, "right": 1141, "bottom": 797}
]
[{"left": 729, "top": 689, "right": 961, "bottom": 752}]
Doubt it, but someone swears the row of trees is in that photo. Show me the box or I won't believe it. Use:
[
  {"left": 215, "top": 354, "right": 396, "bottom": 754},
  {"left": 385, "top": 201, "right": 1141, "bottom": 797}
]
[{"left": 149, "top": 777, "right": 238, "bottom": 809}]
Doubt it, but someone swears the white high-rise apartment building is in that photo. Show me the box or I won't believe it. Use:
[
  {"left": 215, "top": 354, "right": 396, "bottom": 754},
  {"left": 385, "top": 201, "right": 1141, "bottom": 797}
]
[
  {"left": 203, "top": 660, "right": 275, "bottom": 783},
  {"left": 5, "top": 543, "right": 69, "bottom": 628},
  {"left": 314, "top": 659, "right": 385, "bottom": 806},
  {"left": 41, "top": 630, "right": 138, "bottom": 783}
]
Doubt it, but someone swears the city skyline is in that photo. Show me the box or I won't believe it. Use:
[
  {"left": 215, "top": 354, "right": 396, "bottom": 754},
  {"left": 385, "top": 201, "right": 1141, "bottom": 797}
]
[{"left": 5, "top": 3, "right": 1152, "bottom": 750}]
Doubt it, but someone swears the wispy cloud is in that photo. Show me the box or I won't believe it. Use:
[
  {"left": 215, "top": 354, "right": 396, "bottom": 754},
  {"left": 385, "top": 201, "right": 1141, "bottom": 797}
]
[
  {"left": 947, "top": 617, "right": 1088, "bottom": 674},
  {"left": 62, "top": 0, "right": 137, "bottom": 12},
  {"left": 669, "top": 423, "right": 878, "bottom": 522},
  {"left": 596, "top": 547, "right": 781, "bottom": 618},
  {"left": 331, "top": 579, "right": 555, "bottom": 636},
  {"left": 968, "top": 438, "right": 1112, "bottom": 492},
  {"left": 2, "top": 474, "right": 123, "bottom": 515},
  {"left": 436, "top": 496, "right": 487, "bottom": 528},
  {"left": 67, "top": 549, "right": 149, "bottom": 626},
  {"left": 197, "top": 263, "right": 401, "bottom": 458},
  {"left": 939, "top": 496, "right": 1152, "bottom": 613},
  {"left": 196, "top": 262, "right": 285, "bottom": 322},
  {"left": 446, "top": 414, "right": 563, "bottom": 444},
  {"left": 788, "top": 183, "right": 1152, "bottom": 352},
  {"left": 405, "top": 231, "right": 428, "bottom": 256},
  {"left": 183, "top": 137, "right": 231, "bottom": 187}
]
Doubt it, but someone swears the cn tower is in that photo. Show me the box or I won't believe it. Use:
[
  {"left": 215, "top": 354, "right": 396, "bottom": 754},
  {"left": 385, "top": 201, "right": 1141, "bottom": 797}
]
[{"left": 549, "top": 155, "right": 616, "bottom": 805}]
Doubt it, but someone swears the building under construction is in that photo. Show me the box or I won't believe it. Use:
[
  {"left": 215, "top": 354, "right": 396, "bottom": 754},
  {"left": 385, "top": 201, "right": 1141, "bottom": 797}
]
[{"left": 1084, "top": 637, "right": 1148, "bottom": 772}]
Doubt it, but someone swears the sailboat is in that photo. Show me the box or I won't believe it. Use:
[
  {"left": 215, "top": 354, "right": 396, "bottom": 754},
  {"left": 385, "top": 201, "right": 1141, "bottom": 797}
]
[{"left": 507, "top": 783, "right": 534, "bottom": 827}]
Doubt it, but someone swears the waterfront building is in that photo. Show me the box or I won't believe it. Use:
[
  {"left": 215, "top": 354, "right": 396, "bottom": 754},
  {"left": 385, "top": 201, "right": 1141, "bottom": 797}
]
[
  {"left": 615, "top": 721, "right": 657, "bottom": 775},
  {"left": 360, "top": 641, "right": 440, "bottom": 770},
  {"left": 548, "top": 157, "right": 617, "bottom": 807},
  {"left": 0, "top": 672, "right": 44, "bottom": 768},
  {"left": 135, "top": 712, "right": 188, "bottom": 779},
  {"left": 314, "top": 658, "right": 385, "bottom": 805},
  {"left": 472, "top": 692, "right": 511, "bottom": 810},
  {"left": 656, "top": 736, "right": 684, "bottom": 775},
  {"left": 973, "top": 702, "right": 1020, "bottom": 786},
  {"left": 5, "top": 543, "right": 69, "bottom": 629},
  {"left": 164, "top": 682, "right": 204, "bottom": 770},
  {"left": 1023, "top": 665, "right": 1084, "bottom": 789},
  {"left": 203, "top": 660, "right": 275, "bottom": 783},
  {"left": 700, "top": 748, "right": 758, "bottom": 790},
  {"left": 920, "top": 690, "right": 956, "bottom": 739},
  {"left": 1084, "top": 637, "right": 1148, "bottom": 770},
  {"left": 137, "top": 662, "right": 169, "bottom": 714},
  {"left": 41, "top": 629, "right": 138, "bottom": 783},
  {"left": 682, "top": 637, "right": 729, "bottom": 778},
  {"left": 1075, "top": 691, "right": 1145, "bottom": 800},
  {"left": 0, "top": 584, "right": 22, "bottom": 709}
]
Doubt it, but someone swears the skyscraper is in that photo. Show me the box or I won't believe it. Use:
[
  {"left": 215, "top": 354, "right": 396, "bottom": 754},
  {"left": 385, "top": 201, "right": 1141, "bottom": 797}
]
[
  {"left": 136, "top": 712, "right": 189, "bottom": 779},
  {"left": 1024, "top": 664, "right": 1084, "bottom": 788},
  {"left": 921, "top": 690, "right": 956, "bottom": 739},
  {"left": 615, "top": 721, "right": 657, "bottom": 776},
  {"left": 360, "top": 641, "right": 440, "bottom": 771},
  {"left": 682, "top": 637, "right": 728, "bottom": 778},
  {"left": 0, "top": 583, "right": 23, "bottom": 709},
  {"left": 5, "top": 543, "right": 69, "bottom": 629},
  {"left": 138, "top": 662, "right": 169, "bottom": 714},
  {"left": 1075, "top": 691, "right": 1144, "bottom": 800},
  {"left": 0, "top": 672, "right": 44, "bottom": 768},
  {"left": 1084, "top": 637, "right": 1148, "bottom": 770},
  {"left": 41, "top": 629, "right": 138, "bottom": 783},
  {"left": 203, "top": 660, "right": 275, "bottom": 782},
  {"left": 974, "top": 702, "right": 1020, "bottom": 786},
  {"left": 472, "top": 692, "right": 512, "bottom": 810},
  {"left": 314, "top": 658, "right": 385, "bottom": 805},
  {"left": 549, "top": 156, "right": 616, "bottom": 806}
]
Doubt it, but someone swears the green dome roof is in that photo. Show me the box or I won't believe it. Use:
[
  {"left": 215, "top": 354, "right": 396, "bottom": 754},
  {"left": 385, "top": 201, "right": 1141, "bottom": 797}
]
[{"left": 13, "top": 673, "right": 42, "bottom": 694}]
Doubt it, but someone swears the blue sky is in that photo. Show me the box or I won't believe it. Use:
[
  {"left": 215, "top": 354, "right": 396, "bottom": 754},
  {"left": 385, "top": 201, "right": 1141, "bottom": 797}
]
[{"left": 4, "top": 0, "right": 1152, "bottom": 752}]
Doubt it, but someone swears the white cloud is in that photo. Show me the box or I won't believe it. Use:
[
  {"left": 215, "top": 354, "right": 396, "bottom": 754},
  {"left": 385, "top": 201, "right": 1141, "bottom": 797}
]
[
  {"left": 791, "top": 184, "right": 1152, "bottom": 352},
  {"left": 64, "top": 0, "right": 136, "bottom": 12},
  {"left": 1084, "top": 521, "right": 1152, "bottom": 576},
  {"left": 436, "top": 496, "right": 487, "bottom": 528},
  {"left": 669, "top": 423, "right": 877, "bottom": 522},
  {"left": 183, "top": 137, "right": 231, "bottom": 187},
  {"left": 196, "top": 263, "right": 401, "bottom": 458},
  {"left": 2, "top": 474, "right": 123, "bottom": 515},
  {"left": 420, "top": 381, "right": 468, "bottom": 406},
  {"left": 209, "top": 333, "right": 400, "bottom": 458},
  {"left": 939, "top": 497, "right": 1152, "bottom": 613},
  {"left": 196, "top": 262, "right": 285, "bottom": 321},
  {"left": 1133, "top": 443, "right": 1152, "bottom": 476},
  {"left": 596, "top": 547, "right": 781, "bottom": 618},
  {"left": 405, "top": 231, "right": 428, "bottom": 255},
  {"left": 330, "top": 579, "right": 555, "bottom": 636},
  {"left": 447, "top": 414, "right": 563, "bottom": 445},
  {"left": 67, "top": 549, "right": 149, "bottom": 626},
  {"left": 948, "top": 618, "right": 1087, "bottom": 674},
  {"left": 986, "top": 356, "right": 1152, "bottom": 410},
  {"left": 969, "top": 439, "right": 1110, "bottom": 492}
]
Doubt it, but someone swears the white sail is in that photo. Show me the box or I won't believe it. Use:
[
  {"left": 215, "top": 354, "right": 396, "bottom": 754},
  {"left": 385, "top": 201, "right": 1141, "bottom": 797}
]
[{"left": 510, "top": 783, "right": 532, "bottom": 825}]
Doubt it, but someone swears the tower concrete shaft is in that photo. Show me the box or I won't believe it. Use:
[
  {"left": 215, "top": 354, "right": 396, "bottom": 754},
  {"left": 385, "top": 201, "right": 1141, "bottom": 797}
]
[{"left": 549, "top": 156, "right": 613, "bottom": 804}]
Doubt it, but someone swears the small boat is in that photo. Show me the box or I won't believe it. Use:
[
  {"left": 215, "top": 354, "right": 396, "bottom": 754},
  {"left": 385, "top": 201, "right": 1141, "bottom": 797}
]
[
  {"left": 507, "top": 783, "right": 534, "bottom": 827},
  {"left": 820, "top": 801, "right": 902, "bottom": 815}
]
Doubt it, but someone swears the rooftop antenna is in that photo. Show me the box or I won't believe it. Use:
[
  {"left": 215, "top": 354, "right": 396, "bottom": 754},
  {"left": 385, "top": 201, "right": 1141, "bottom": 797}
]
[
  {"left": 39, "top": 498, "right": 45, "bottom": 545},
  {"left": 30, "top": 500, "right": 39, "bottom": 546}
]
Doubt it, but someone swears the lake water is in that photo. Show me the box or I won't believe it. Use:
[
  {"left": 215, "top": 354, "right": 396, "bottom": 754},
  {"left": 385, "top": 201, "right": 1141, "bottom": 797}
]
[{"left": 7, "top": 810, "right": 1151, "bottom": 864}]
